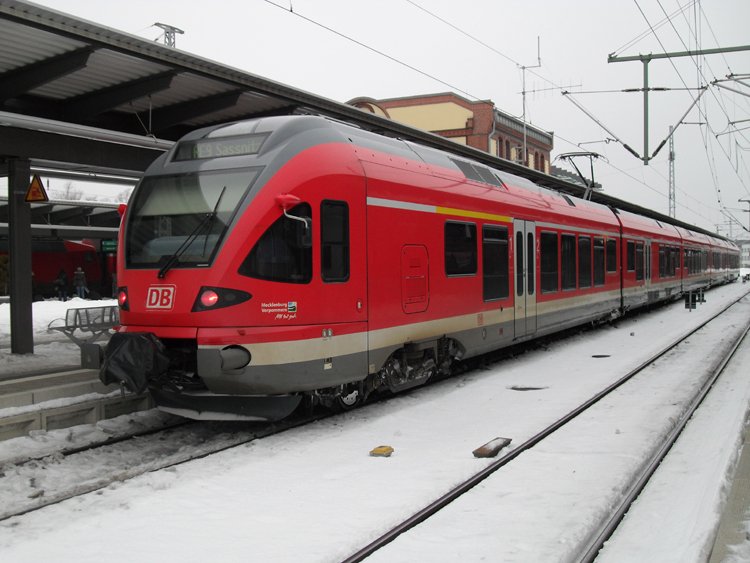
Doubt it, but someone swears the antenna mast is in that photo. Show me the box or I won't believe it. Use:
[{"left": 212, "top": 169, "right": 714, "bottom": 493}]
[{"left": 519, "top": 37, "right": 541, "bottom": 167}]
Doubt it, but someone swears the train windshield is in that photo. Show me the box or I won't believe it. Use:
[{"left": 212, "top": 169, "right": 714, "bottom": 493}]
[{"left": 126, "top": 169, "right": 257, "bottom": 269}]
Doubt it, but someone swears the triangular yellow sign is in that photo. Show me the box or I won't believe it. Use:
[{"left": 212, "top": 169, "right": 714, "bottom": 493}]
[{"left": 25, "top": 174, "right": 49, "bottom": 202}]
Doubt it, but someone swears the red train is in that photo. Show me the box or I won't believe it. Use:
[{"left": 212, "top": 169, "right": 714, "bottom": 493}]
[
  {"left": 101, "top": 115, "right": 740, "bottom": 420},
  {"left": 0, "top": 239, "right": 110, "bottom": 299}
]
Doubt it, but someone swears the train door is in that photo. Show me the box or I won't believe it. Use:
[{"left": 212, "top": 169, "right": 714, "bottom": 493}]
[
  {"left": 316, "top": 181, "right": 368, "bottom": 326},
  {"left": 513, "top": 219, "right": 537, "bottom": 338}
]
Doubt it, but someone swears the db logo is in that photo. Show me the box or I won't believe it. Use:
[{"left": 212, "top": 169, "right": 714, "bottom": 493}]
[{"left": 146, "top": 285, "right": 176, "bottom": 310}]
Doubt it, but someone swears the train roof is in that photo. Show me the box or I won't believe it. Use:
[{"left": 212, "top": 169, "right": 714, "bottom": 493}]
[{"left": 154, "top": 115, "right": 734, "bottom": 248}]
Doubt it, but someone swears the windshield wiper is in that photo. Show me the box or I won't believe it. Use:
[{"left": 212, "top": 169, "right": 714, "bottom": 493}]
[{"left": 157, "top": 186, "right": 227, "bottom": 279}]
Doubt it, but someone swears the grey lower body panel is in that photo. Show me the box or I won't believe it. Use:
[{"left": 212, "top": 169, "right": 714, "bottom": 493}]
[
  {"left": 197, "top": 347, "right": 368, "bottom": 395},
  {"left": 150, "top": 387, "right": 301, "bottom": 421}
]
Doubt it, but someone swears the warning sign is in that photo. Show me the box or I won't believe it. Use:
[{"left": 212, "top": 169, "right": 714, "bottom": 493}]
[{"left": 25, "top": 174, "right": 49, "bottom": 203}]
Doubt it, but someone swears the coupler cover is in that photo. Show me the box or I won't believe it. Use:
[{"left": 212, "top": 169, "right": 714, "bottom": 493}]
[{"left": 100, "top": 332, "right": 169, "bottom": 394}]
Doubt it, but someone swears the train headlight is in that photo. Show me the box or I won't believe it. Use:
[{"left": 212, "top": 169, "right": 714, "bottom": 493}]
[
  {"left": 117, "top": 287, "right": 129, "bottom": 311},
  {"left": 191, "top": 286, "right": 252, "bottom": 312},
  {"left": 200, "top": 289, "right": 219, "bottom": 308}
]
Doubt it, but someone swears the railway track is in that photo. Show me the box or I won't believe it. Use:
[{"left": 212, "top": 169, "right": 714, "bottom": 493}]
[
  {"left": 0, "top": 411, "right": 320, "bottom": 522},
  {"left": 2, "top": 287, "right": 748, "bottom": 559},
  {"left": 342, "top": 290, "right": 750, "bottom": 563}
]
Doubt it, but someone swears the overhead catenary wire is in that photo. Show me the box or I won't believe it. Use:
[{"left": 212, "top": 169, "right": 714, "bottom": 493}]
[
  {"left": 407, "top": 0, "right": 731, "bottom": 226},
  {"left": 262, "top": 0, "right": 484, "bottom": 102},
  {"left": 610, "top": 0, "right": 698, "bottom": 58},
  {"left": 631, "top": 0, "right": 750, "bottom": 208},
  {"left": 265, "top": 0, "right": 736, "bottom": 230}
]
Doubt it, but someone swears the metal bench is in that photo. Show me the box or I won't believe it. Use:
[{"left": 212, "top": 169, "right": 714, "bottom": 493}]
[{"left": 48, "top": 305, "right": 119, "bottom": 368}]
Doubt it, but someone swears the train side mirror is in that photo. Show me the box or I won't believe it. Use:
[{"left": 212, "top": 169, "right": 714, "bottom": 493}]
[{"left": 276, "top": 193, "right": 301, "bottom": 211}]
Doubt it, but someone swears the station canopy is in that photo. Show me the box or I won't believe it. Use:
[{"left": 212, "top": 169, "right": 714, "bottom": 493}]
[{"left": 0, "top": 0, "right": 720, "bottom": 237}]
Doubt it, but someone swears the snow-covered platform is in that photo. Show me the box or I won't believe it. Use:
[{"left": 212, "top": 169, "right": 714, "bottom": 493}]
[{"left": 0, "top": 368, "right": 151, "bottom": 441}]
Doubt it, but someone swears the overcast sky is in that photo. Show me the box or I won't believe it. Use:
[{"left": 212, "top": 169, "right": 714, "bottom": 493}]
[{"left": 29, "top": 0, "right": 750, "bottom": 235}]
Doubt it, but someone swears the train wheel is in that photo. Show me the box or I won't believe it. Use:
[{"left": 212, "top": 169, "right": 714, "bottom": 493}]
[{"left": 335, "top": 386, "right": 362, "bottom": 410}]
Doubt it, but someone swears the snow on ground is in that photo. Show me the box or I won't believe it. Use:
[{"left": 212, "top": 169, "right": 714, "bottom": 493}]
[{"left": 0, "top": 280, "right": 749, "bottom": 562}]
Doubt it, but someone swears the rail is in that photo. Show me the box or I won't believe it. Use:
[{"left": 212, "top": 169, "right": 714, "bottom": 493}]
[{"left": 341, "top": 289, "right": 750, "bottom": 563}]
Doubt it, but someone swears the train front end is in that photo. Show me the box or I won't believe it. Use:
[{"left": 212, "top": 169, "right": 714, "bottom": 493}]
[{"left": 101, "top": 117, "right": 368, "bottom": 420}]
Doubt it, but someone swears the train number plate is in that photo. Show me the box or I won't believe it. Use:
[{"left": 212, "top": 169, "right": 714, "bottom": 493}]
[{"left": 146, "top": 285, "right": 176, "bottom": 310}]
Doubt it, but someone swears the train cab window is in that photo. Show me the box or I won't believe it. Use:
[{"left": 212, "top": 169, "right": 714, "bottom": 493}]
[
  {"left": 482, "top": 225, "right": 509, "bottom": 301},
  {"left": 593, "top": 238, "right": 605, "bottom": 286},
  {"left": 635, "top": 242, "right": 644, "bottom": 281},
  {"left": 578, "top": 236, "right": 592, "bottom": 288},
  {"left": 321, "top": 201, "right": 349, "bottom": 282},
  {"left": 445, "top": 222, "right": 477, "bottom": 276},
  {"left": 606, "top": 239, "right": 617, "bottom": 273},
  {"left": 239, "top": 203, "right": 312, "bottom": 283},
  {"left": 540, "top": 232, "right": 558, "bottom": 293},
  {"left": 126, "top": 169, "right": 257, "bottom": 269},
  {"left": 627, "top": 241, "right": 635, "bottom": 272},
  {"left": 561, "top": 234, "right": 576, "bottom": 290}
]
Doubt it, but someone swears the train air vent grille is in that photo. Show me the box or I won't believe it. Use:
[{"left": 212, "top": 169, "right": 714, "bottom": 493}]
[{"left": 450, "top": 158, "right": 503, "bottom": 187}]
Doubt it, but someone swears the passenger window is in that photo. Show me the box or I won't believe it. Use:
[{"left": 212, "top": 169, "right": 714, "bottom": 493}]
[
  {"left": 593, "top": 238, "right": 605, "bottom": 286},
  {"left": 321, "top": 200, "right": 349, "bottom": 282},
  {"left": 635, "top": 242, "right": 644, "bottom": 280},
  {"left": 627, "top": 241, "right": 635, "bottom": 272},
  {"left": 540, "top": 232, "right": 558, "bottom": 293},
  {"left": 445, "top": 222, "right": 477, "bottom": 276},
  {"left": 606, "top": 239, "right": 617, "bottom": 273},
  {"left": 659, "top": 246, "right": 666, "bottom": 278},
  {"left": 561, "top": 234, "right": 576, "bottom": 290},
  {"left": 578, "top": 236, "right": 591, "bottom": 289},
  {"left": 527, "top": 232, "right": 534, "bottom": 295},
  {"left": 238, "top": 203, "right": 312, "bottom": 283},
  {"left": 482, "top": 225, "right": 509, "bottom": 301},
  {"left": 516, "top": 232, "right": 523, "bottom": 296}
]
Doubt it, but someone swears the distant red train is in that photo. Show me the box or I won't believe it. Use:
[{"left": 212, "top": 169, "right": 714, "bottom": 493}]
[
  {"left": 101, "top": 115, "right": 740, "bottom": 421},
  {"left": 0, "top": 239, "right": 115, "bottom": 299}
]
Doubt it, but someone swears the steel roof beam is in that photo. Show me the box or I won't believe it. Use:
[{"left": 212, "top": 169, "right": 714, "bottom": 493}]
[
  {"left": 62, "top": 71, "right": 177, "bottom": 120},
  {"left": 141, "top": 89, "right": 245, "bottom": 133},
  {"left": 47, "top": 205, "right": 92, "bottom": 225},
  {"left": 0, "top": 47, "right": 93, "bottom": 102}
]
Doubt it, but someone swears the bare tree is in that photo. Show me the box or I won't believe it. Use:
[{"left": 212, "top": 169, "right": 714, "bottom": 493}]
[{"left": 54, "top": 181, "right": 84, "bottom": 201}]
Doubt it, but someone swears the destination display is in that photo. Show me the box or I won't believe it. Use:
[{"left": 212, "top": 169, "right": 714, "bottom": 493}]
[{"left": 173, "top": 134, "right": 267, "bottom": 161}]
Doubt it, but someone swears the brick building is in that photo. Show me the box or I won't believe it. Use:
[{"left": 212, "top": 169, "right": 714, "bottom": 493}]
[{"left": 349, "top": 92, "right": 553, "bottom": 173}]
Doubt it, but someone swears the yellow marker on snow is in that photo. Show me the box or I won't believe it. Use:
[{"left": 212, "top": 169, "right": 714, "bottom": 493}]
[{"left": 369, "top": 445, "right": 394, "bottom": 457}]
